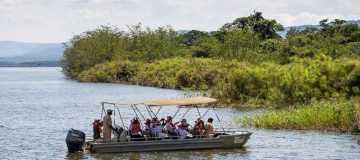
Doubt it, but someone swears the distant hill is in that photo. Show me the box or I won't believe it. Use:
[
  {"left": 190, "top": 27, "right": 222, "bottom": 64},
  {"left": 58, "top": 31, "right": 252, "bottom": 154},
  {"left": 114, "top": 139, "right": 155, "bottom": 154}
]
[
  {"left": 0, "top": 60, "right": 59, "bottom": 67},
  {"left": 0, "top": 41, "right": 64, "bottom": 67},
  {"left": 279, "top": 20, "right": 360, "bottom": 37}
]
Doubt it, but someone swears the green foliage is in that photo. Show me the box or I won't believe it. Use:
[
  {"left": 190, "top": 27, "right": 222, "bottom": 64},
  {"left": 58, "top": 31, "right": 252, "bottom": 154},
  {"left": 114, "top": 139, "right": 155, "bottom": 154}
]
[
  {"left": 214, "top": 56, "right": 360, "bottom": 106},
  {"left": 123, "top": 24, "right": 187, "bottom": 62},
  {"left": 179, "top": 30, "right": 209, "bottom": 46},
  {"left": 190, "top": 37, "right": 221, "bottom": 58},
  {"left": 78, "top": 60, "right": 140, "bottom": 83},
  {"left": 133, "top": 58, "right": 221, "bottom": 90},
  {"left": 61, "top": 24, "right": 188, "bottom": 78},
  {"left": 220, "top": 30, "right": 260, "bottom": 60},
  {"left": 61, "top": 26, "right": 124, "bottom": 78},
  {"left": 220, "top": 11, "right": 284, "bottom": 39},
  {"left": 61, "top": 12, "right": 360, "bottom": 108},
  {"left": 240, "top": 98, "right": 360, "bottom": 133}
]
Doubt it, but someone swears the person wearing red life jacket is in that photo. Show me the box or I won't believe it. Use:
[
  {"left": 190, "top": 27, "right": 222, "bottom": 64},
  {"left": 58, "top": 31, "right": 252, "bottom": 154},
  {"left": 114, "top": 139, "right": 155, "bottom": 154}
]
[
  {"left": 129, "top": 117, "right": 144, "bottom": 140},
  {"left": 177, "top": 119, "right": 192, "bottom": 139},
  {"left": 92, "top": 119, "right": 103, "bottom": 139},
  {"left": 193, "top": 118, "right": 205, "bottom": 138}
]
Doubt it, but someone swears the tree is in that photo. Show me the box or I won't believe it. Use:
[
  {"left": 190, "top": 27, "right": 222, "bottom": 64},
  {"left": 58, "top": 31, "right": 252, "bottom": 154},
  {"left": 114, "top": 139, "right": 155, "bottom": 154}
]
[
  {"left": 179, "top": 30, "right": 209, "bottom": 46},
  {"left": 191, "top": 37, "right": 221, "bottom": 58},
  {"left": 219, "top": 11, "right": 284, "bottom": 39},
  {"left": 61, "top": 26, "right": 124, "bottom": 78},
  {"left": 221, "top": 30, "right": 260, "bottom": 60}
]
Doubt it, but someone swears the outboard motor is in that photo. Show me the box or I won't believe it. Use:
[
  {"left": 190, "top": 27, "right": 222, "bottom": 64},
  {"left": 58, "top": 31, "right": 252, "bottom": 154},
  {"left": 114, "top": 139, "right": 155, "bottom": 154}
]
[{"left": 65, "top": 128, "right": 85, "bottom": 153}]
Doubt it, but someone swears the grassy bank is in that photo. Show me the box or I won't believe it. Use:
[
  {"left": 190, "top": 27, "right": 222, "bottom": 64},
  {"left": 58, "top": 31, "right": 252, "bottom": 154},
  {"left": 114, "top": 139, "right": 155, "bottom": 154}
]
[
  {"left": 239, "top": 98, "right": 360, "bottom": 133},
  {"left": 76, "top": 56, "right": 360, "bottom": 107}
]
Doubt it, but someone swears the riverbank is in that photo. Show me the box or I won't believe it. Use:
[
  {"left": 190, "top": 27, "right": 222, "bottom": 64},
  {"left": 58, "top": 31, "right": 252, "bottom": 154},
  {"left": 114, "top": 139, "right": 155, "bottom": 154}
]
[
  {"left": 73, "top": 58, "right": 360, "bottom": 133},
  {"left": 239, "top": 98, "right": 360, "bottom": 133},
  {"left": 75, "top": 57, "right": 360, "bottom": 107}
]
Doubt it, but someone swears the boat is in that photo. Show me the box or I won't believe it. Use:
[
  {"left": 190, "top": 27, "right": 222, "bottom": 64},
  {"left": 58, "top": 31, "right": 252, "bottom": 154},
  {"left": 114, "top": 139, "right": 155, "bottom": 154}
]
[{"left": 70, "top": 96, "right": 253, "bottom": 153}]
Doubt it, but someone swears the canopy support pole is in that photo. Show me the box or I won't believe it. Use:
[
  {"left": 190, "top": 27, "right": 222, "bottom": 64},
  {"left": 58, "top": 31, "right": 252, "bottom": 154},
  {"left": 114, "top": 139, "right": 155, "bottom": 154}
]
[
  {"left": 100, "top": 102, "right": 105, "bottom": 119},
  {"left": 178, "top": 107, "right": 191, "bottom": 122},
  {"left": 145, "top": 105, "right": 154, "bottom": 120},
  {"left": 113, "top": 104, "right": 116, "bottom": 126},
  {"left": 154, "top": 106, "right": 163, "bottom": 117},
  {"left": 116, "top": 106, "right": 125, "bottom": 130},
  {"left": 131, "top": 105, "right": 140, "bottom": 119},
  {"left": 201, "top": 107, "right": 211, "bottom": 119},
  {"left": 131, "top": 105, "right": 145, "bottom": 129},
  {"left": 213, "top": 107, "right": 225, "bottom": 133},
  {"left": 147, "top": 106, "right": 157, "bottom": 118},
  {"left": 195, "top": 105, "right": 202, "bottom": 118},
  {"left": 172, "top": 107, "right": 181, "bottom": 119},
  {"left": 133, "top": 105, "right": 146, "bottom": 121}
]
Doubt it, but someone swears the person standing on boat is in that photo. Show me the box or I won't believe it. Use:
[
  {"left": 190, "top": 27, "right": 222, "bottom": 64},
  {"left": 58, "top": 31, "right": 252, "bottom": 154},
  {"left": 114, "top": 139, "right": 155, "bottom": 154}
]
[
  {"left": 103, "top": 109, "right": 114, "bottom": 142},
  {"left": 205, "top": 117, "right": 214, "bottom": 137}
]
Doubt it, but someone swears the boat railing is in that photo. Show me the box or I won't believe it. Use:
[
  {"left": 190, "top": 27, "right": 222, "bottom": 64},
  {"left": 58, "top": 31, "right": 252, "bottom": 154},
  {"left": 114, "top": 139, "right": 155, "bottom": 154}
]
[
  {"left": 214, "top": 128, "right": 251, "bottom": 134},
  {"left": 90, "top": 128, "right": 251, "bottom": 143}
]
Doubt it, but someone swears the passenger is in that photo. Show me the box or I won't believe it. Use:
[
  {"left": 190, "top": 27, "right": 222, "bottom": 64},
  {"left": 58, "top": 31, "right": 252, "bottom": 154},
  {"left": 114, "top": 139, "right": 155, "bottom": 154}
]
[
  {"left": 144, "top": 118, "right": 151, "bottom": 131},
  {"left": 193, "top": 118, "right": 205, "bottom": 138},
  {"left": 102, "top": 109, "right": 114, "bottom": 142},
  {"left": 177, "top": 119, "right": 192, "bottom": 139},
  {"left": 205, "top": 117, "right": 214, "bottom": 137},
  {"left": 150, "top": 117, "right": 163, "bottom": 139},
  {"left": 164, "top": 116, "right": 177, "bottom": 138},
  {"left": 143, "top": 118, "right": 151, "bottom": 137},
  {"left": 92, "top": 119, "right": 103, "bottom": 139},
  {"left": 129, "top": 117, "right": 143, "bottom": 140}
]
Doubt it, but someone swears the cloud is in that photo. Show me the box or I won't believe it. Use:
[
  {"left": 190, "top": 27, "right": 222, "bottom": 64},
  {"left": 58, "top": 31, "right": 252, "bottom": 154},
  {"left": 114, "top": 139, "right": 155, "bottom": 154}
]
[
  {"left": 0, "top": 0, "right": 19, "bottom": 14},
  {"left": 0, "top": 0, "right": 359, "bottom": 42}
]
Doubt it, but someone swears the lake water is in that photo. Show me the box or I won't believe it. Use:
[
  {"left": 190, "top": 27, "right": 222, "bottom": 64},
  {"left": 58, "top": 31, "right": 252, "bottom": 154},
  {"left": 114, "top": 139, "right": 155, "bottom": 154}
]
[{"left": 0, "top": 67, "right": 359, "bottom": 159}]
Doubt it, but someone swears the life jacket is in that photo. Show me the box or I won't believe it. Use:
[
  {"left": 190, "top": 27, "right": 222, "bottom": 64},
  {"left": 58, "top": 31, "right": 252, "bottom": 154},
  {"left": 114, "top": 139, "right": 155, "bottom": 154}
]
[
  {"left": 197, "top": 123, "right": 205, "bottom": 134},
  {"left": 167, "top": 122, "right": 175, "bottom": 127},
  {"left": 131, "top": 122, "right": 141, "bottom": 134},
  {"left": 92, "top": 120, "right": 102, "bottom": 132},
  {"left": 178, "top": 124, "right": 189, "bottom": 130}
]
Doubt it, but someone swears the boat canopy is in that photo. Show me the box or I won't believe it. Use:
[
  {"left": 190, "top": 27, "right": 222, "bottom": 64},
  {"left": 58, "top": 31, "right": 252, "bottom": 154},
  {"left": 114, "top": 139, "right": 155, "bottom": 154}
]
[
  {"left": 103, "top": 96, "right": 217, "bottom": 107},
  {"left": 144, "top": 96, "right": 217, "bottom": 106}
]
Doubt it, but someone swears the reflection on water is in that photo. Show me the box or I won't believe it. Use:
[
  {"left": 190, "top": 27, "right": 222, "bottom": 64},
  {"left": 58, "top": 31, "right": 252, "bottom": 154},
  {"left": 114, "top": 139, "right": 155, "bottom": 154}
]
[
  {"left": 1, "top": 67, "right": 359, "bottom": 159},
  {"left": 65, "top": 148, "right": 249, "bottom": 160}
]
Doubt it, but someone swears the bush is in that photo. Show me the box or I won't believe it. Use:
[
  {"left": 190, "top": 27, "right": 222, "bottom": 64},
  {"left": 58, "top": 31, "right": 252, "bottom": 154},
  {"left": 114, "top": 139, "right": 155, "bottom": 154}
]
[
  {"left": 214, "top": 56, "right": 360, "bottom": 106},
  {"left": 77, "top": 60, "right": 140, "bottom": 83},
  {"left": 239, "top": 98, "right": 360, "bottom": 133}
]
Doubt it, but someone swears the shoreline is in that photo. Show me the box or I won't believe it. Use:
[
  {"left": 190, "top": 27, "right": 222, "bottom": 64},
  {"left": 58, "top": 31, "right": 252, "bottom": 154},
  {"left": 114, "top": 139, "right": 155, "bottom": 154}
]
[{"left": 71, "top": 77, "right": 360, "bottom": 134}]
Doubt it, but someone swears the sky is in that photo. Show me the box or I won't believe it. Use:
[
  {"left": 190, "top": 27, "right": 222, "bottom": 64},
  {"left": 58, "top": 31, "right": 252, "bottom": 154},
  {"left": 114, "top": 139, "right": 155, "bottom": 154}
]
[{"left": 0, "top": 0, "right": 359, "bottom": 43}]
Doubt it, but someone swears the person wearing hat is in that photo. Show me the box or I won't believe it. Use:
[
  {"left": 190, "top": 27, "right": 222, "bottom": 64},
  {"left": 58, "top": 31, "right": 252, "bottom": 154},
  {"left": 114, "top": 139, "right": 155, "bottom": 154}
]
[{"left": 103, "top": 109, "right": 114, "bottom": 142}]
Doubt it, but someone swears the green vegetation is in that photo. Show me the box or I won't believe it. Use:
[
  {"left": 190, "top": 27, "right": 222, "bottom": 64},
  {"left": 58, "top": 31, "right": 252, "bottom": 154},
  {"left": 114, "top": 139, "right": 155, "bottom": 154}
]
[
  {"left": 240, "top": 98, "right": 360, "bottom": 133},
  {"left": 61, "top": 12, "right": 360, "bottom": 132}
]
